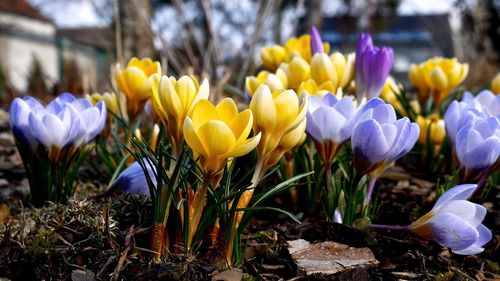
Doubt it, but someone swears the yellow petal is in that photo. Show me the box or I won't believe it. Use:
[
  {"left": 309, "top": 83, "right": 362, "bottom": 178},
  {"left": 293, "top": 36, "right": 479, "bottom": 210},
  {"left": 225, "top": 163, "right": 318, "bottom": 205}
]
[
  {"left": 187, "top": 78, "right": 210, "bottom": 115},
  {"left": 197, "top": 120, "right": 236, "bottom": 157},
  {"left": 428, "top": 67, "right": 448, "bottom": 91},
  {"left": 176, "top": 76, "right": 197, "bottom": 111},
  {"left": 250, "top": 85, "right": 277, "bottom": 132},
  {"left": 492, "top": 73, "right": 500, "bottom": 94},
  {"left": 227, "top": 132, "right": 261, "bottom": 158},
  {"left": 229, "top": 109, "right": 253, "bottom": 145},
  {"left": 288, "top": 57, "right": 310, "bottom": 89},
  {"left": 274, "top": 90, "right": 299, "bottom": 131},
  {"left": 311, "top": 53, "right": 337, "bottom": 85},
  {"left": 184, "top": 117, "right": 207, "bottom": 156},
  {"left": 216, "top": 98, "right": 239, "bottom": 124},
  {"left": 160, "top": 75, "right": 182, "bottom": 118},
  {"left": 191, "top": 100, "right": 218, "bottom": 129}
]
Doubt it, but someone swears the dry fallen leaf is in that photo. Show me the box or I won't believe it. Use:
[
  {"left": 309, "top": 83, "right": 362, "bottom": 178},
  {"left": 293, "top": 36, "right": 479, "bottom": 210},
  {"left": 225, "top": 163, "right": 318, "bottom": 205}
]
[{"left": 0, "top": 202, "right": 10, "bottom": 225}]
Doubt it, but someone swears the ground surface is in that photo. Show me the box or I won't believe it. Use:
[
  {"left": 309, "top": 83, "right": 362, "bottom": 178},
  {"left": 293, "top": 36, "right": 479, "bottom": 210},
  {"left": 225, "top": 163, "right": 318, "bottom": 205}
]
[{"left": 0, "top": 110, "right": 498, "bottom": 281}]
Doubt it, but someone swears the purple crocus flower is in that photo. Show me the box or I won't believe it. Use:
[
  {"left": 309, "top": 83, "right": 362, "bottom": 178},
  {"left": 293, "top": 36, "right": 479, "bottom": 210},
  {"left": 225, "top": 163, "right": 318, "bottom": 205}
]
[
  {"left": 351, "top": 98, "right": 419, "bottom": 176},
  {"left": 306, "top": 93, "right": 356, "bottom": 164},
  {"left": 9, "top": 93, "right": 107, "bottom": 160},
  {"left": 355, "top": 33, "right": 394, "bottom": 101},
  {"left": 455, "top": 113, "right": 500, "bottom": 181},
  {"left": 461, "top": 90, "right": 500, "bottom": 118},
  {"left": 310, "top": 26, "right": 324, "bottom": 55},
  {"left": 410, "top": 184, "right": 492, "bottom": 255},
  {"left": 113, "top": 160, "right": 156, "bottom": 197}
]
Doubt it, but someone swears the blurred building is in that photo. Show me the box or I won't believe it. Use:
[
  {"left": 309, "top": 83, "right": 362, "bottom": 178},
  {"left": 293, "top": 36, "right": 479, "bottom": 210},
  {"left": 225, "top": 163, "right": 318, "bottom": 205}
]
[
  {"left": 0, "top": 0, "right": 113, "bottom": 96},
  {"left": 302, "top": 15, "right": 453, "bottom": 84}
]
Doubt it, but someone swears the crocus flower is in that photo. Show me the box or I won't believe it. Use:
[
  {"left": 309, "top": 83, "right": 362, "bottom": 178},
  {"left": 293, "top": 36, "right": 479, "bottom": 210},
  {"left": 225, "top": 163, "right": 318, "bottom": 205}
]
[
  {"left": 310, "top": 28, "right": 337, "bottom": 87},
  {"left": 112, "top": 57, "right": 162, "bottom": 118},
  {"left": 408, "top": 63, "right": 430, "bottom": 104},
  {"left": 260, "top": 45, "right": 288, "bottom": 71},
  {"left": 351, "top": 98, "right": 419, "bottom": 176},
  {"left": 355, "top": 33, "right": 394, "bottom": 101},
  {"left": 306, "top": 93, "right": 356, "bottom": 164},
  {"left": 279, "top": 57, "right": 310, "bottom": 90},
  {"left": 11, "top": 93, "right": 107, "bottom": 161},
  {"left": 87, "top": 92, "right": 119, "bottom": 116},
  {"left": 285, "top": 34, "right": 330, "bottom": 63},
  {"left": 114, "top": 160, "right": 157, "bottom": 197},
  {"left": 410, "top": 184, "right": 492, "bottom": 255},
  {"left": 417, "top": 114, "right": 446, "bottom": 155},
  {"left": 183, "top": 98, "right": 261, "bottom": 184},
  {"left": 250, "top": 85, "right": 307, "bottom": 165},
  {"left": 245, "top": 70, "right": 288, "bottom": 98},
  {"left": 152, "top": 75, "right": 209, "bottom": 157},
  {"left": 455, "top": 113, "right": 500, "bottom": 181},
  {"left": 421, "top": 57, "right": 468, "bottom": 108},
  {"left": 492, "top": 73, "right": 500, "bottom": 94},
  {"left": 461, "top": 90, "right": 500, "bottom": 118}
]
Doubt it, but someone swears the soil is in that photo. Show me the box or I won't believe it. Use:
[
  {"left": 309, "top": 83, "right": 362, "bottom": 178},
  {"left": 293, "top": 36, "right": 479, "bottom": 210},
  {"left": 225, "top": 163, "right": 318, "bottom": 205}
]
[{"left": 0, "top": 111, "right": 498, "bottom": 281}]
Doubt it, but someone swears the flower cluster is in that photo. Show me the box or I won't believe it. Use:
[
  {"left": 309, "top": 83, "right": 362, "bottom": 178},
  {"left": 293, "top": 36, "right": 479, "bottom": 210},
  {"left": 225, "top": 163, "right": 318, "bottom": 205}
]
[{"left": 10, "top": 93, "right": 106, "bottom": 206}]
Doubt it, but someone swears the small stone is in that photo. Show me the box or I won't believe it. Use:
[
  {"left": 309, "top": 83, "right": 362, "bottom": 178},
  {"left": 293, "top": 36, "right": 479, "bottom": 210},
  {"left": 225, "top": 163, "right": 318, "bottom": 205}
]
[
  {"left": 212, "top": 269, "right": 243, "bottom": 281},
  {"left": 71, "top": 270, "right": 96, "bottom": 281},
  {"left": 287, "top": 239, "right": 378, "bottom": 276}
]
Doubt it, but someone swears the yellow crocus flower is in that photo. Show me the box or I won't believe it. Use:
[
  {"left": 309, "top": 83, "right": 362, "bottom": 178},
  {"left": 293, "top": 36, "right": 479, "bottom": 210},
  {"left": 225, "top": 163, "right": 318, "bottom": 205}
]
[
  {"left": 112, "top": 57, "right": 162, "bottom": 118},
  {"left": 183, "top": 98, "right": 261, "bottom": 179},
  {"left": 279, "top": 56, "right": 311, "bottom": 90},
  {"left": 408, "top": 63, "right": 429, "bottom": 103},
  {"left": 330, "top": 52, "right": 355, "bottom": 89},
  {"left": 87, "top": 92, "right": 119, "bottom": 116},
  {"left": 492, "top": 73, "right": 500, "bottom": 94},
  {"left": 285, "top": 34, "right": 330, "bottom": 63},
  {"left": 245, "top": 70, "right": 288, "bottom": 98},
  {"left": 297, "top": 79, "right": 335, "bottom": 98},
  {"left": 260, "top": 45, "right": 288, "bottom": 71},
  {"left": 310, "top": 52, "right": 337, "bottom": 86},
  {"left": 263, "top": 119, "right": 307, "bottom": 169},
  {"left": 152, "top": 75, "right": 209, "bottom": 157},
  {"left": 249, "top": 85, "right": 307, "bottom": 172},
  {"left": 421, "top": 57, "right": 469, "bottom": 108},
  {"left": 416, "top": 114, "right": 445, "bottom": 156}
]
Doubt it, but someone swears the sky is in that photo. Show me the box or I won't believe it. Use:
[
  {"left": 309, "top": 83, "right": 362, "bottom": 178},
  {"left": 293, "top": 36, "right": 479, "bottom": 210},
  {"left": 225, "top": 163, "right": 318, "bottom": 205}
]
[{"left": 29, "top": 0, "right": 459, "bottom": 28}]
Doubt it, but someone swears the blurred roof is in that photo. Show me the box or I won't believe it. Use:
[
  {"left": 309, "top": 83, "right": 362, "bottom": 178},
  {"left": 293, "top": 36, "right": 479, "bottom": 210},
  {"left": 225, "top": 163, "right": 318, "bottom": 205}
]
[
  {"left": 57, "top": 27, "right": 114, "bottom": 50},
  {"left": 0, "top": 0, "right": 51, "bottom": 23}
]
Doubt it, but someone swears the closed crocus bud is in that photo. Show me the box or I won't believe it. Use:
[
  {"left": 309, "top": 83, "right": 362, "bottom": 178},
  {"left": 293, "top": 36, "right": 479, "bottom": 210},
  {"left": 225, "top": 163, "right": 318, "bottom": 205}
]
[
  {"left": 351, "top": 98, "right": 419, "bottom": 176},
  {"left": 113, "top": 57, "right": 161, "bottom": 118},
  {"left": 260, "top": 45, "right": 288, "bottom": 71},
  {"left": 283, "top": 56, "right": 311, "bottom": 89},
  {"left": 88, "top": 92, "right": 119, "bottom": 116},
  {"left": 416, "top": 114, "right": 446, "bottom": 146},
  {"left": 492, "top": 73, "right": 500, "bottom": 94},
  {"left": 152, "top": 75, "right": 209, "bottom": 157},
  {"left": 310, "top": 26, "right": 324, "bottom": 55},
  {"left": 245, "top": 70, "right": 288, "bottom": 98},
  {"left": 311, "top": 53, "right": 337, "bottom": 86},
  {"left": 183, "top": 98, "right": 261, "bottom": 181},
  {"left": 330, "top": 52, "right": 355, "bottom": 89},
  {"left": 306, "top": 93, "right": 356, "bottom": 165},
  {"left": 264, "top": 119, "right": 307, "bottom": 169},
  {"left": 408, "top": 63, "right": 429, "bottom": 102},
  {"left": 410, "top": 184, "right": 492, "bottom": 255},
  {"left": 114, "top": 159, "right": 156, "bottom": 197},
  {"left": 380, "top": 77, "right": 406, "bottom": 115},
  {"left": 250, "top": 85, "right": 308, "bottom": 159},
  {"left": 455, "top": 113, "right": 500, "bottom": 181},
  {"left": 421, "top": 57, "right": 468, "bottom": 108},
  {"left": 355, "top": 33, "right": 394, "bottom": 101}
]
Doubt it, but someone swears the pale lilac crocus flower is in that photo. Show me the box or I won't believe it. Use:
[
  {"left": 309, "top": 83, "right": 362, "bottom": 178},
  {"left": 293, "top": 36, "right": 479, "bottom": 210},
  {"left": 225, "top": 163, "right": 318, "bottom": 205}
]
[
  {"left": 355, "top": 33, "right": 394, "bottom": 101},
  {"left": 372, "top": 184, "right": 492, "bottom": 255},
  {"left": 113, "top": 160, "right": 157, "bottom": 197},
  {"left": 10, "top": 93, "right": 107, "bottom": 161},
  {"left": 350, "top": 98, "right": 419, "bottom": 206},
  {"left": 409, "top": 184, "right": 492, "bottom": 255},
  {"left": 306, "top": 93, "right": 356, "bottom": 165}
]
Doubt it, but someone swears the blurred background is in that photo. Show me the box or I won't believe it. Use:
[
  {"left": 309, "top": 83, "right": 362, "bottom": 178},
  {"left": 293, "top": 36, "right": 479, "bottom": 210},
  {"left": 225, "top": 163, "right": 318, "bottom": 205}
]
[{"left": 0, "top": 0, "right": 498, "bottom": 106}]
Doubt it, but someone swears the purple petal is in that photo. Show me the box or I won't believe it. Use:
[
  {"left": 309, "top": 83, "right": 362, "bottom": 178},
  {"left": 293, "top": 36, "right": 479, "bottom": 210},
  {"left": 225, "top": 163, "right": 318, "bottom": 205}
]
[
  {"left": 352, "top": 119, "right": 390, "bottom": 167},
  {"left": 433, "top": 184, "right": 477, "bottom": 209},
  {"left": 438, "top": 200, "right": 487, "bottom": 227},
  {"left": 452, "top": 224, "right": 492, "bottom": 255},
  {"left": 427, "top": 212, "right": 478, "bottom": 251},
  {"left": 115, "top": 160, "right": 156, "bottom": 197},
  {"left": 310, "top": 26, "right": 324, "bottom": 55}
]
